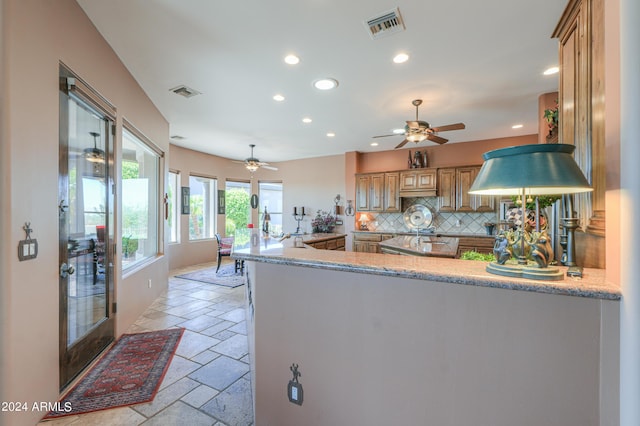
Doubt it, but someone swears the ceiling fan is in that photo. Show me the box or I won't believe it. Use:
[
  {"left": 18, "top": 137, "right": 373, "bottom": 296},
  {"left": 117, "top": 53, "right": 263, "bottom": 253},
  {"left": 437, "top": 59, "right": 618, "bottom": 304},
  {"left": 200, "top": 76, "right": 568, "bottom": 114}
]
[
  {"left": 233, "top": 144, "right": 278, "bottom": 172},
  {"left": 373, "top": 99, "right": 465, "bottom": 149}
]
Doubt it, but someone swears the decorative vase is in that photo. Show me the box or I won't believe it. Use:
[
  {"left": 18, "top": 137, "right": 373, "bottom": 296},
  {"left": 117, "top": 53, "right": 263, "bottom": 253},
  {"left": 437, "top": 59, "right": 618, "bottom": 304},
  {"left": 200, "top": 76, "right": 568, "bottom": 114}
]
[
  {"left": 413, "top": 150, "right": 423, "bottom": 168},
  {"left": 407, "top": 150, "right": 413, "bottom": 169},
  {"left": 422, "top": 151, "right": 428, "bottom": 168}
]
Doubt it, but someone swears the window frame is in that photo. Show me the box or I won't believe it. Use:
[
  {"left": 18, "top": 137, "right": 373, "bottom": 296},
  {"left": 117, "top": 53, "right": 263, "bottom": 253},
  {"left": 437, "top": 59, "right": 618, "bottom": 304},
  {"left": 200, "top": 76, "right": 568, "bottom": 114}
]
[{"left": 121, "top": 120, "right": 164, "bottom": 272}]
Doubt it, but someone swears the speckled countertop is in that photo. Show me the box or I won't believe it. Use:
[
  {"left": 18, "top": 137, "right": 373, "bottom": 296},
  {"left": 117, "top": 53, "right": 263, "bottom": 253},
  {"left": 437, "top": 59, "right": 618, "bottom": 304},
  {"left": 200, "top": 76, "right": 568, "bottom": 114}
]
[{"left": 233, "top": 232, "right": 620, "bottom": 301}]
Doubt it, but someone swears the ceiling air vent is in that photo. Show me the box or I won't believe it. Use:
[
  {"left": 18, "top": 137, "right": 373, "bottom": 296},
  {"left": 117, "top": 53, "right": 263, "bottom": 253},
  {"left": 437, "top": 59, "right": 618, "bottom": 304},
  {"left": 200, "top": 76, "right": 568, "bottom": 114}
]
[
  {"left": 364, "top": 7, "right": 405, "bottom": 40},
  {"left": 170, "top": 85, "right": 201, "bottom": 98}
]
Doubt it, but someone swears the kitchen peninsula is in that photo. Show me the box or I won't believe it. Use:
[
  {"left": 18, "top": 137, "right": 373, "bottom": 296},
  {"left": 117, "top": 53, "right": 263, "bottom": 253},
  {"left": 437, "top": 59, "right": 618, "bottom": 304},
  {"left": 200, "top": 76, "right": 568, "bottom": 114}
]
[{"left": 233, "top": 230, "right": 620, "bottom": 425}]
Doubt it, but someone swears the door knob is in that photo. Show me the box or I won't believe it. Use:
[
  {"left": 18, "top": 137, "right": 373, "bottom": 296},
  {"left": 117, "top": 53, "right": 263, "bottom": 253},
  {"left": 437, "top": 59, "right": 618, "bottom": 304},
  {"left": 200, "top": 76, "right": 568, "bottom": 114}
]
[{"left": 60, "top": 262, "right": 75, "bottom": 278}]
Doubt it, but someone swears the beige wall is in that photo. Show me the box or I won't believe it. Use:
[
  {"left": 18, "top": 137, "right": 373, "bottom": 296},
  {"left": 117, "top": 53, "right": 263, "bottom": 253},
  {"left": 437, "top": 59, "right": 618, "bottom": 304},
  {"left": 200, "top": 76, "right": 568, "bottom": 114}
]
[
  {"left": 168, "top": 146, "right": 346, "bottom": 269},
  {"left": 249, "top": 261, "right": 618, "bottom": 425},
  {"left": 0, "top": 1, "right": 169, "bottom": 424}
]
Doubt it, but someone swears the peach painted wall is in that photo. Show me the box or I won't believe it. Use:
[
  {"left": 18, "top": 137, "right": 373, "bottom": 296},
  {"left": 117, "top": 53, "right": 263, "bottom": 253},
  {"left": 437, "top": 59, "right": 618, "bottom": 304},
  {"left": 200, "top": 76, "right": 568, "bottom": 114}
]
[
  {"left": 0, "top": 1, "right": 169, "bottom": 424},
  {"left": 353, "top": 134, "right": 537, "bottom": 173},
  {"left": 250, "top": 261, "right": 618, "bottom": 425}
]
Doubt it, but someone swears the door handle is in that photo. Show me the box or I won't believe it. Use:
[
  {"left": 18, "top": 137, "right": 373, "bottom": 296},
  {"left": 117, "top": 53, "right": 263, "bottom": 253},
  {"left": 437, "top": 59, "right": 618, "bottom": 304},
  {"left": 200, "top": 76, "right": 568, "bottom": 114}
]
[
  {"left": 58, "top": 200, "right": 69, "bottom": 213},
  {"left": 60, "top": 262, "right": 75, "bottom": 278}
]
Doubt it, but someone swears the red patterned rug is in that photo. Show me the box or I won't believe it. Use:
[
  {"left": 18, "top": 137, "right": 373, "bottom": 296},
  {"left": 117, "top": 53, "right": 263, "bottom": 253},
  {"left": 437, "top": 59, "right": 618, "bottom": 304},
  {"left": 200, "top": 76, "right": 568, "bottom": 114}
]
[{"left": 43, "top": 328, "right": 184, "bottom": 419}]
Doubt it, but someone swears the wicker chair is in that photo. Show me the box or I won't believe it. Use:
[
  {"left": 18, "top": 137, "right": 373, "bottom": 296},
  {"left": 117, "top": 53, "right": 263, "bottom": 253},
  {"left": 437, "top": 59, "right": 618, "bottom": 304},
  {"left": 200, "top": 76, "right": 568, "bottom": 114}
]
[{"left": 215, "top": 234, "right": 234, "bottom": 272}]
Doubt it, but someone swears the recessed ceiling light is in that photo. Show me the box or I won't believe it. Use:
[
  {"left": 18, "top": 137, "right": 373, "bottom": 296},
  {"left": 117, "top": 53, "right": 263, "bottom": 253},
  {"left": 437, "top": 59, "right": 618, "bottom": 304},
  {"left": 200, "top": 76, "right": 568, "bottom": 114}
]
[
  {"left": 393, "top": 128, "right": 405, "bottom": 134},
  {"left": 284, "top": 54, "right": 300, "bottom": 65},
  {"left": 313, "top": 78, "right": 338, "bottom": 90},
  {"left": 512, "top": 124, "right": 524, "bottom": 129},
  {"left": 302, "top": 117, "right": 312, "bottom": 123},
  {"left": 370, "top": 142, "right": 379, "bottom": 147},
  {"left": 273, "top": 94, "right": 285, "bottom": 102},
  {"left": 543, "top": 66, "right": 559, "bottom": 75},
  {"left": 327, "top": 132, "right": 336, "bottom": 137},
  {"left": 393, "top": 53, "right": 409, "bottom": 64}
]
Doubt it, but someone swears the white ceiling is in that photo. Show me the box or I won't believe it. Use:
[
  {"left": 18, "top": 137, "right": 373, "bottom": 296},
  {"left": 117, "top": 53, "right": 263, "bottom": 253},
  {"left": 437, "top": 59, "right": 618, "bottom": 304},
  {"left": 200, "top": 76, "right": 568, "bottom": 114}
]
[{"left": 77, "top": 0, "right": 566, "bottom": 165}]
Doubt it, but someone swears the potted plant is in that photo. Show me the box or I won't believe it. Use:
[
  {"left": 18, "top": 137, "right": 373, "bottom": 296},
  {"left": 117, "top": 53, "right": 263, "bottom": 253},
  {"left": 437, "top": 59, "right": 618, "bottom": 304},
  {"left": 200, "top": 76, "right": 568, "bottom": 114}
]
[{"left": 543, "top": 100, "right": 559, "bottom": 142}]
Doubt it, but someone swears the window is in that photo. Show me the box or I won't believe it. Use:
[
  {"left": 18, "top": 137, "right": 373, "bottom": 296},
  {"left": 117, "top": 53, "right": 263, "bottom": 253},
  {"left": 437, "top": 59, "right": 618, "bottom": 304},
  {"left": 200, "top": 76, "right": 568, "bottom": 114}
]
[
  {"left": 189, "top": 175, "right": 217, "bottom": 240},
  {"left": 121, "top": 126, "right": 161, "bottom": 270},
  {"left": 168, "top": 171, "right": 180, "bottom": 243},
  {"left": 259, "top": 181, "right": 283, "bottom": 235},
  {"left": 224, "top": 180, "right": 251, "bottom": 235}
]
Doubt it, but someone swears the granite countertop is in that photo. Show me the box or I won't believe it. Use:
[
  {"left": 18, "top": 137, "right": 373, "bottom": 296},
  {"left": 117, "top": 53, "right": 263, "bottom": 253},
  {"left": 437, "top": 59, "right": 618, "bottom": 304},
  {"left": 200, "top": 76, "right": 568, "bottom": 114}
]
[
  {"left": 233, "top": 230, "right": 620, "bottom": 301},
  {"left": 378, "top": 235, "right": 459, "bottom": 258}
]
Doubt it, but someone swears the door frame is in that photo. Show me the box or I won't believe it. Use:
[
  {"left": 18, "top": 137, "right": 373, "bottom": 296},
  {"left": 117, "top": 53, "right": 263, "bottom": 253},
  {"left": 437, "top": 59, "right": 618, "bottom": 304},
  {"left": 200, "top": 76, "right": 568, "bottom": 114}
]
[{"left": 58, "top": 65, "right": 116, "bottom": 389}]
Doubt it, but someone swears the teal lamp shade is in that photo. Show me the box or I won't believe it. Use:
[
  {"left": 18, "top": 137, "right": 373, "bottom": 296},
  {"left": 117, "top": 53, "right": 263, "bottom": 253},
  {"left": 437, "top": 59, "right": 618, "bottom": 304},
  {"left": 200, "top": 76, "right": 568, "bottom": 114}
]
[{"left": 468, "top": 144, "right": 593, "bottom": 196}]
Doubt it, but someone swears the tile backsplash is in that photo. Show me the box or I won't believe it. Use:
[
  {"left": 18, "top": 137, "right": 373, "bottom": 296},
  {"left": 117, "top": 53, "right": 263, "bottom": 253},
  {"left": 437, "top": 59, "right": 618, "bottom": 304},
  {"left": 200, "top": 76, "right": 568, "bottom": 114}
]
[{"left": 363, "top": 197, "right": 497, "bottom": 235}]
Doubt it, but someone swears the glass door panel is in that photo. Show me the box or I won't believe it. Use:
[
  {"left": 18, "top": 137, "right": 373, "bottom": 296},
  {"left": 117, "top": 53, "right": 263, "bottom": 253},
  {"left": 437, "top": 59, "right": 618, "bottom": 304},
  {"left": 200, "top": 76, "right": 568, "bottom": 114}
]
[{"left": 59, "top": 70, "right": 114, "bottom": 388}]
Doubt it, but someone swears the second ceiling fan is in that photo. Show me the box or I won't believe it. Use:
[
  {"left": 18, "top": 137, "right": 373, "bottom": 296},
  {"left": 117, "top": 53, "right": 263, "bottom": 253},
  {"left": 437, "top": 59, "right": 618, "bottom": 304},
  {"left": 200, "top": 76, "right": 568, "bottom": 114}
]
[{"left": 373, "top": 99, "right": 465, "bottom": 149}]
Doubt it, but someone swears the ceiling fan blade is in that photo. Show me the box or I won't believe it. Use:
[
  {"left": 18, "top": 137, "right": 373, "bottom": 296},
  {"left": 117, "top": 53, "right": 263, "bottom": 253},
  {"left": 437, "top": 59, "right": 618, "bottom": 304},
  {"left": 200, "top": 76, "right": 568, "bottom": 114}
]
[
  {"left": 406, "top": 120, "right": 421, "bottom": 129},
  {"left": 430, "top": 123, "right": 465, "bottom": 132},
  {"left": 232, "top": 160, "right": 246, "bottom": 164},
  {"left": 372, "top": 134, "right": 400, "bottom": 139},
  {"left": 394, "top": 139, "right": 410, "bottom": 149},
  {"left": 262, "top": 165, "right": 278, "bottom": 171},
  {"left": 427, "top": 134, "right": 448, "bottom": 144}
]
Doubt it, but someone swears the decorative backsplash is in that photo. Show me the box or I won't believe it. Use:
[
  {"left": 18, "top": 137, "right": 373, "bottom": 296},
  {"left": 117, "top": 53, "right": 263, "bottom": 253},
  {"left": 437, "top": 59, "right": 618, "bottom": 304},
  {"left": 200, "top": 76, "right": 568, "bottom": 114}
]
[{"left": 364, "top": 197, "right": 498, "bottom": 235}]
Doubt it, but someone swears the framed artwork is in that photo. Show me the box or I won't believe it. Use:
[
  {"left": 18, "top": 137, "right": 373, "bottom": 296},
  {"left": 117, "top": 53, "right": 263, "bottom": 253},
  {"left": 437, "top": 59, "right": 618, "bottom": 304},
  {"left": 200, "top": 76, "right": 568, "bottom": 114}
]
[
  {"left": 218, "top": 189, "right": 225, "bottom": 214},
  {"left": 181, "top": 187, "right": 190, "bottom": 215}
]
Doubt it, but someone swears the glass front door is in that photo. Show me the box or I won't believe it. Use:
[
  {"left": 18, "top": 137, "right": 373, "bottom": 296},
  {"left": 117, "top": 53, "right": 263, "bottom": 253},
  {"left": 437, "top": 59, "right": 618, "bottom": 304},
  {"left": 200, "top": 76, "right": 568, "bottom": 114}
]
[{"left": 58, "top": 70, "right": 115, "bottom": 388}]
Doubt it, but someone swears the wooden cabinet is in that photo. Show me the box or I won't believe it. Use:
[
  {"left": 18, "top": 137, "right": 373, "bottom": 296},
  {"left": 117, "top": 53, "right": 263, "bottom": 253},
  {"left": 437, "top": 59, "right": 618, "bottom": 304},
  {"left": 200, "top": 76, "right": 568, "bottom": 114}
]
[
  {"left": 399, "top": 169, "right": 437, "bottom": 197},
  {"left": 383, "top": 172, "right": 400, "bottom": 212},
  {"left": 455, "top": 237, "right": 495, "bottom": 259},
  {"left": 552, "top": 0, "right": 605, "bottom": 269},
  {"left": 356, "top": 172, "right": 400, "bottom": 212},
  {"left": 307, "top": 235, "right": 345, "bottom": 251},
  {"left": 438, "top": 166, "right": 495, "bottom": 213},
  {"left": 352, "top": 233, "right": 394, "bottom": 253}
]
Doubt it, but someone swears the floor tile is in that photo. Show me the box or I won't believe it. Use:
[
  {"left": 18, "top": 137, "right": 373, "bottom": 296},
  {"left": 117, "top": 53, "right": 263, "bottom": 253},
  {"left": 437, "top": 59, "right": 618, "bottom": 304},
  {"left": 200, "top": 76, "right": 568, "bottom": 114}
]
[
  {"left": 181, "top": 384, "right": 220, "bottom": 408},
  {"left": 133, "top": 377, "right": 200, "bottom": 417},
  {"left": 140, "top": 401, "right": 217, "bottom": 426},
  {"left": 212, "top": 333, "right": 249, "bottom": 359},
  {"left": 201, "top": 378, "right": 253, "bottom": 426},
  {"left": 175, "top": 330, "right": 221, "bottom": 359},
  {"left": 189, "top": 356, "right": 250, "bottom": 391}
]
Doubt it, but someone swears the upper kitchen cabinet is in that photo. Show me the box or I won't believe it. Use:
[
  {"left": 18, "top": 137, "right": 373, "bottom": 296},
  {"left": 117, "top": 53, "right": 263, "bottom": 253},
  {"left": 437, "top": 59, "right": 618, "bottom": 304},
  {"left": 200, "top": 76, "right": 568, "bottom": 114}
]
[
  {"left": 399, "top": 169, "right": 437, "bottom": 197},
  {"left": 438, "top": 166, "right": 495, "bottom": 213},
  {"left": 552, "top": 0, "right": 605, "bottom": 237},
  {"left": 356, "top": 172, "right": 400, "bottom": 212},
  {"left": 553, "top": 0, "right": 605, "bottom": 268}
]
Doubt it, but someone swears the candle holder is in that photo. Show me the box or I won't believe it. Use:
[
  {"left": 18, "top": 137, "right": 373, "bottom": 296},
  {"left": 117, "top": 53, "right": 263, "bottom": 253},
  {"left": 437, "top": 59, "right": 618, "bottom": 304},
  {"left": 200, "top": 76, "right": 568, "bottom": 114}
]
[{"left": 292, "top": 206, "right": 306, "bottom": 234}]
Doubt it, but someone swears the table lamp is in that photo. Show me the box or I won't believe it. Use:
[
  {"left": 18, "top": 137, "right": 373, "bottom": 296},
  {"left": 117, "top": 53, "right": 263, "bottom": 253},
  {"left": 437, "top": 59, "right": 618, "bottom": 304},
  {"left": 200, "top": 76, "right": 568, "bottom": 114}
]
[
  {"left": 359, "top": 213, "right": 371, "bottom": 231},
  {"left": 468, "top": 144, "right": 592, "bottom": 280}
]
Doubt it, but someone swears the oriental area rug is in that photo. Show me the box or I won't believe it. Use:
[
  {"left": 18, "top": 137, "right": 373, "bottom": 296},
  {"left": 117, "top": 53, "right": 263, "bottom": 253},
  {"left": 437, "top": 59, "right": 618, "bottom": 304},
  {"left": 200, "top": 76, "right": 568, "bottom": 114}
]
[
  {"left": 43, "top": 328, "right": 184, "bottom": 419},
  {"left": 175, "top": 264, "right": 245, "bottom": 288}
]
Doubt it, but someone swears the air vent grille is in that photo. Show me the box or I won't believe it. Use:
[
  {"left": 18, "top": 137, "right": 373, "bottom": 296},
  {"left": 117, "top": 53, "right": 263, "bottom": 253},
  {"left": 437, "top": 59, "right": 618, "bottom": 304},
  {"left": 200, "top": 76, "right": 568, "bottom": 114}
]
[
  {"left": 365, "top": 7, "right": 405, "bottom": 40},
  {"left": 170, "top": 85, "right": 201, "bottom": 98}
]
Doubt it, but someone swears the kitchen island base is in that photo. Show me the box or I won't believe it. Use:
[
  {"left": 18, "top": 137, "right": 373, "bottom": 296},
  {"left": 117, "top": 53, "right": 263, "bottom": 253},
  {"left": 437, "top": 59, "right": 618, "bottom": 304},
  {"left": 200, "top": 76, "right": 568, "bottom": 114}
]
[{"left": 243, "top": 260, "right": 619, "bottom": 426}]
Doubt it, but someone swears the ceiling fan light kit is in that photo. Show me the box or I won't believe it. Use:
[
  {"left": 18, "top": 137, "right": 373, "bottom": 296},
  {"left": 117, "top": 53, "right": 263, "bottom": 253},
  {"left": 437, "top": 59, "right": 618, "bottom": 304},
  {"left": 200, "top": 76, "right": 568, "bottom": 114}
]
[
  {"left": 234, "top": 144, "right": 278, "bottom": 173},
  {"left": 373, "top": 99, "right": 465, "bottom": 149}
]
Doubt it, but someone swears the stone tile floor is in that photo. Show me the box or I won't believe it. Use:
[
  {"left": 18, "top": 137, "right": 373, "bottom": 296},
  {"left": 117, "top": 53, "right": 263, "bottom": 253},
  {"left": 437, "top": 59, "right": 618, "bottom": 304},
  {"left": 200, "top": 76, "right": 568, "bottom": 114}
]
[{"left": 40, "top": 260, "right": 253, "bottom": 426}]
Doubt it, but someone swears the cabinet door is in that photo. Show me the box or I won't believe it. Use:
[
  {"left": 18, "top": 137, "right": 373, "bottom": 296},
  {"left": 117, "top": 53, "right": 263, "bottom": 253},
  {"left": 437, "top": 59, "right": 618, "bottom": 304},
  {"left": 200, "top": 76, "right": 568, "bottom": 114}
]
[
  {"left": 384, "top": 172, "right": 400, "bottom": 212},
  {"left": 370, "top": 173, "right": 385, "bottom": 212},
  {"left": 416, "top": 169, "right": 437, "bottom": 190},
  {"left": 437, "top": 168, "right": 456, "bottom": 212},
  {"left": 455, "top": 167, "right": 476, "bottom": 212},
  {"left": 355, "top": 174, "right": 370, "bottom": 211},
  {"left": 399, "top": 171, "right": 417, "bottom": 191}
]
